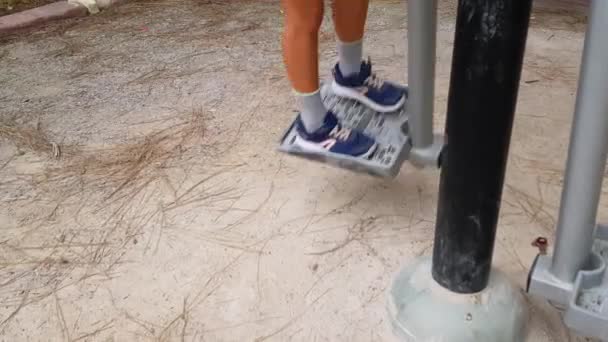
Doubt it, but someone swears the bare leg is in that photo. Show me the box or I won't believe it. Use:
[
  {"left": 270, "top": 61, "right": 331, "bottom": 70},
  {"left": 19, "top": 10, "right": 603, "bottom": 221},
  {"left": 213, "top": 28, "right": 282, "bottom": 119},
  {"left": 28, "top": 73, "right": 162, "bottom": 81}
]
[{"left": 281, "top": 0, "right": 326, "bottom": 132}]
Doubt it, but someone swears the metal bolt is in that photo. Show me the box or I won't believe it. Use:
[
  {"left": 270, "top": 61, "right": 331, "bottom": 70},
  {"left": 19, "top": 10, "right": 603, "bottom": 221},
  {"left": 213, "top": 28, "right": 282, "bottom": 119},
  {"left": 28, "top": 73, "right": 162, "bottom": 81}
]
[{"left": 532, "top": 237, "right": 548, "bottom": 255}]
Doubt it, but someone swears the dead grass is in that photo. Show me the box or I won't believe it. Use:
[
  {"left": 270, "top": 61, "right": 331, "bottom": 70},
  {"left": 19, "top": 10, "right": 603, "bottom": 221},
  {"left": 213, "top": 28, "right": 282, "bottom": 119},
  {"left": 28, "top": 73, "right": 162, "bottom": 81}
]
[
  {"left": 0, "top": 120, "right": 70, "bottom": 159},
  {"left": 0, "top": 109, "right": 244, "bottom": 333},
  {"left": 45, "top": 109, "right": 205, "bottom": 200},
  {"left": 504, "top": 182, "right": 557, "bottom": 233},
  {"left": 0, "top": 1, "right": 273, "bottom": 330}
]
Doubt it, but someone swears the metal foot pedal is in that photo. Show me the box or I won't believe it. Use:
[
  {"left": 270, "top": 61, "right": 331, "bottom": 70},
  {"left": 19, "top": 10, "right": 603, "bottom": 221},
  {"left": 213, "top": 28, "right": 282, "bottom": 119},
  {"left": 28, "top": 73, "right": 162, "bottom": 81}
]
[{"left": 278, "top": 84, "right": 411, "bottom": 178}]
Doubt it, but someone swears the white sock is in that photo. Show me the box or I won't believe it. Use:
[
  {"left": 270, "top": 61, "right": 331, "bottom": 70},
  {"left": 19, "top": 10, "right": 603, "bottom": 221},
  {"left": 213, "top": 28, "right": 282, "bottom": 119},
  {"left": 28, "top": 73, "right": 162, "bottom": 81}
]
[
  {"left": 337, "top": 39, "right": 363, "bottom": 77},
  {"left": 296, "top": 89, "right": 327, "bottom": 133}
]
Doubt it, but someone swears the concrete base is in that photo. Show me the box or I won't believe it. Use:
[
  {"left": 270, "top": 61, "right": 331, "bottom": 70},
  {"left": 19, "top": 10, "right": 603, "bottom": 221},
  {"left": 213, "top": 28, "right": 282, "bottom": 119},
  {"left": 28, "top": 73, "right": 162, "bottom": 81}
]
[{"left": 387, "top": 257, "right": 528, "bottom": 342}]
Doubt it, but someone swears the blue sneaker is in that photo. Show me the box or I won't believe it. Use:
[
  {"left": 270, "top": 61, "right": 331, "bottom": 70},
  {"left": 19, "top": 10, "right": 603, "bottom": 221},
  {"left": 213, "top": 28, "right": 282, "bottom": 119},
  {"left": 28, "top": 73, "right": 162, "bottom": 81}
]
[
  {"left": 294, "top": 111, "right": 377, "bottom": 158},
  {"left": 331, "top": 58, "right": 406, "bottom": 113}
]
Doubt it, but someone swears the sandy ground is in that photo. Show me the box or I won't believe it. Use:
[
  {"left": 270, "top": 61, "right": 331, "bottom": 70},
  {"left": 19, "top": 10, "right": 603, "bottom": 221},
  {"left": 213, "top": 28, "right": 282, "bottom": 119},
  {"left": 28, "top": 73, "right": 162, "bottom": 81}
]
[{"left": 0, "top": 0, "right": 602, "bottom": 341}]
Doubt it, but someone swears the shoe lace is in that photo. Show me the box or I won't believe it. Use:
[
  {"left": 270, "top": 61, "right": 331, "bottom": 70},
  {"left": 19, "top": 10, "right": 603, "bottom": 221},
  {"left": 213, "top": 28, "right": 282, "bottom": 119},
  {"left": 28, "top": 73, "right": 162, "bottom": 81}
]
[
  {"left": 328, "top": 125, "right": 352, "bottom": 141},
  {"left": 364, "top": 73, "right": 385, "bottom": 89}
]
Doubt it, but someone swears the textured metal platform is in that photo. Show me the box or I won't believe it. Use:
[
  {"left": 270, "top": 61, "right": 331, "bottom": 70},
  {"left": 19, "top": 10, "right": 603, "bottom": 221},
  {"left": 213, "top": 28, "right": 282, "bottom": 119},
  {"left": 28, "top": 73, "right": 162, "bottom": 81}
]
[{"left": 278, "top": 84, "right": 411, "bottom": 178}]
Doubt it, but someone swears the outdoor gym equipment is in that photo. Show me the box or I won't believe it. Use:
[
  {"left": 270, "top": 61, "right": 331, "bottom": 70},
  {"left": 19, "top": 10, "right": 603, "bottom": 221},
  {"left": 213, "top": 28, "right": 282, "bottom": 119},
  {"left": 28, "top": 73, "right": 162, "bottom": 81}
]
[
  {"left": 527, "top": 0, "right": 608, "bottom": 340},
  {"left": 278, "top": 0, "right": 443, "bottom": 178},
  {"left": 280, "top": 0, "right": 608, "bottom": 340}
]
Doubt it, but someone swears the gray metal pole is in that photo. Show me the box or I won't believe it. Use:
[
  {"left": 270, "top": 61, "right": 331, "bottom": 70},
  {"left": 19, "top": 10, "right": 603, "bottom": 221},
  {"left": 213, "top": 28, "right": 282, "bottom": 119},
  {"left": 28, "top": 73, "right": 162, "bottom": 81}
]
[
  {"left": 407, "top": 0, "right": 437, "bottom": 149},
  {"left": 550, "top": 0, "right": 608, "bottom": 282}
]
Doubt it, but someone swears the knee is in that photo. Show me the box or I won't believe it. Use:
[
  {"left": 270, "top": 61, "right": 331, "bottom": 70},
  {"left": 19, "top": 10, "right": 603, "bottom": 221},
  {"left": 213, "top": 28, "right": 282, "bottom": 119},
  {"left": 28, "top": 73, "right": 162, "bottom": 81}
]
[{"left": 285, "top": 6, "right": 324, "bottom": 36}]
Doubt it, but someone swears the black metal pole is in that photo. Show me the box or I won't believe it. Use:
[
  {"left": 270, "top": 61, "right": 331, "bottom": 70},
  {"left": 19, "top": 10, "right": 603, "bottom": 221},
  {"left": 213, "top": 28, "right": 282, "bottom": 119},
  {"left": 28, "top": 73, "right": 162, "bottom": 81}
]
[{"left": 431, "top": 0, "right": 533, "bottom": 293}]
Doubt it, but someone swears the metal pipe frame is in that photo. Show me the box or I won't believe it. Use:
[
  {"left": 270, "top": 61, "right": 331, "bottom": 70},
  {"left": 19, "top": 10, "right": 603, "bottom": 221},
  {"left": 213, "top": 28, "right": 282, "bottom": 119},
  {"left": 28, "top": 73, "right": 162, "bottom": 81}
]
[
  {"left": 431, "top": 0, "right": 533, "bottom": 293},
  {"left": 549, "top": 0, "right": 608, "bottom": 283},
  {"left": 407, "top": 0, "right": 444, "bottom": 168}
]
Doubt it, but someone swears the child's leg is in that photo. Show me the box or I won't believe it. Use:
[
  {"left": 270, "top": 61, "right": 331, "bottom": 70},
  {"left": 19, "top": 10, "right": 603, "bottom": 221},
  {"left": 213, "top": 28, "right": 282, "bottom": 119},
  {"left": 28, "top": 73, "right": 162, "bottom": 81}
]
[
  {"left": 281, "top": 0, "right": 377, "bottom": 158},
  {"left": 330, "top": 0, "right": 406, "bottom": 113},
  {"left": 281, "top": 0, "right": 326, "bottom": 133},
  {"left": 332, "top": 0, "right": 369, "bottom": 76}
]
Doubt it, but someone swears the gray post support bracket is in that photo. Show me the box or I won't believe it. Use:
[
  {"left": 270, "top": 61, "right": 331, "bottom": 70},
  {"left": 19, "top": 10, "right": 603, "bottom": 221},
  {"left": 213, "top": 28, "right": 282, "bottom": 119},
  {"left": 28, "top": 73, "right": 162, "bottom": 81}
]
[
  {"left": 527, "top": 1, "right": 608, "bottom": 340},
  {"left": 528, "top": 225, "right": 608, "bottom": 340}
]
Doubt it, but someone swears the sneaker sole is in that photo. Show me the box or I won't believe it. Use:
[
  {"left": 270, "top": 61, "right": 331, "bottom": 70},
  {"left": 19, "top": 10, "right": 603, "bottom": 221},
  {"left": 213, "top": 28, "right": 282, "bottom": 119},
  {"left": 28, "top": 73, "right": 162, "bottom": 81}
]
[
  {"left": 331, "top": 81, "right": 406, "bottom": 113},
  {"left": 294, "top": 133, "right": 378, "bottom": 160}
]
